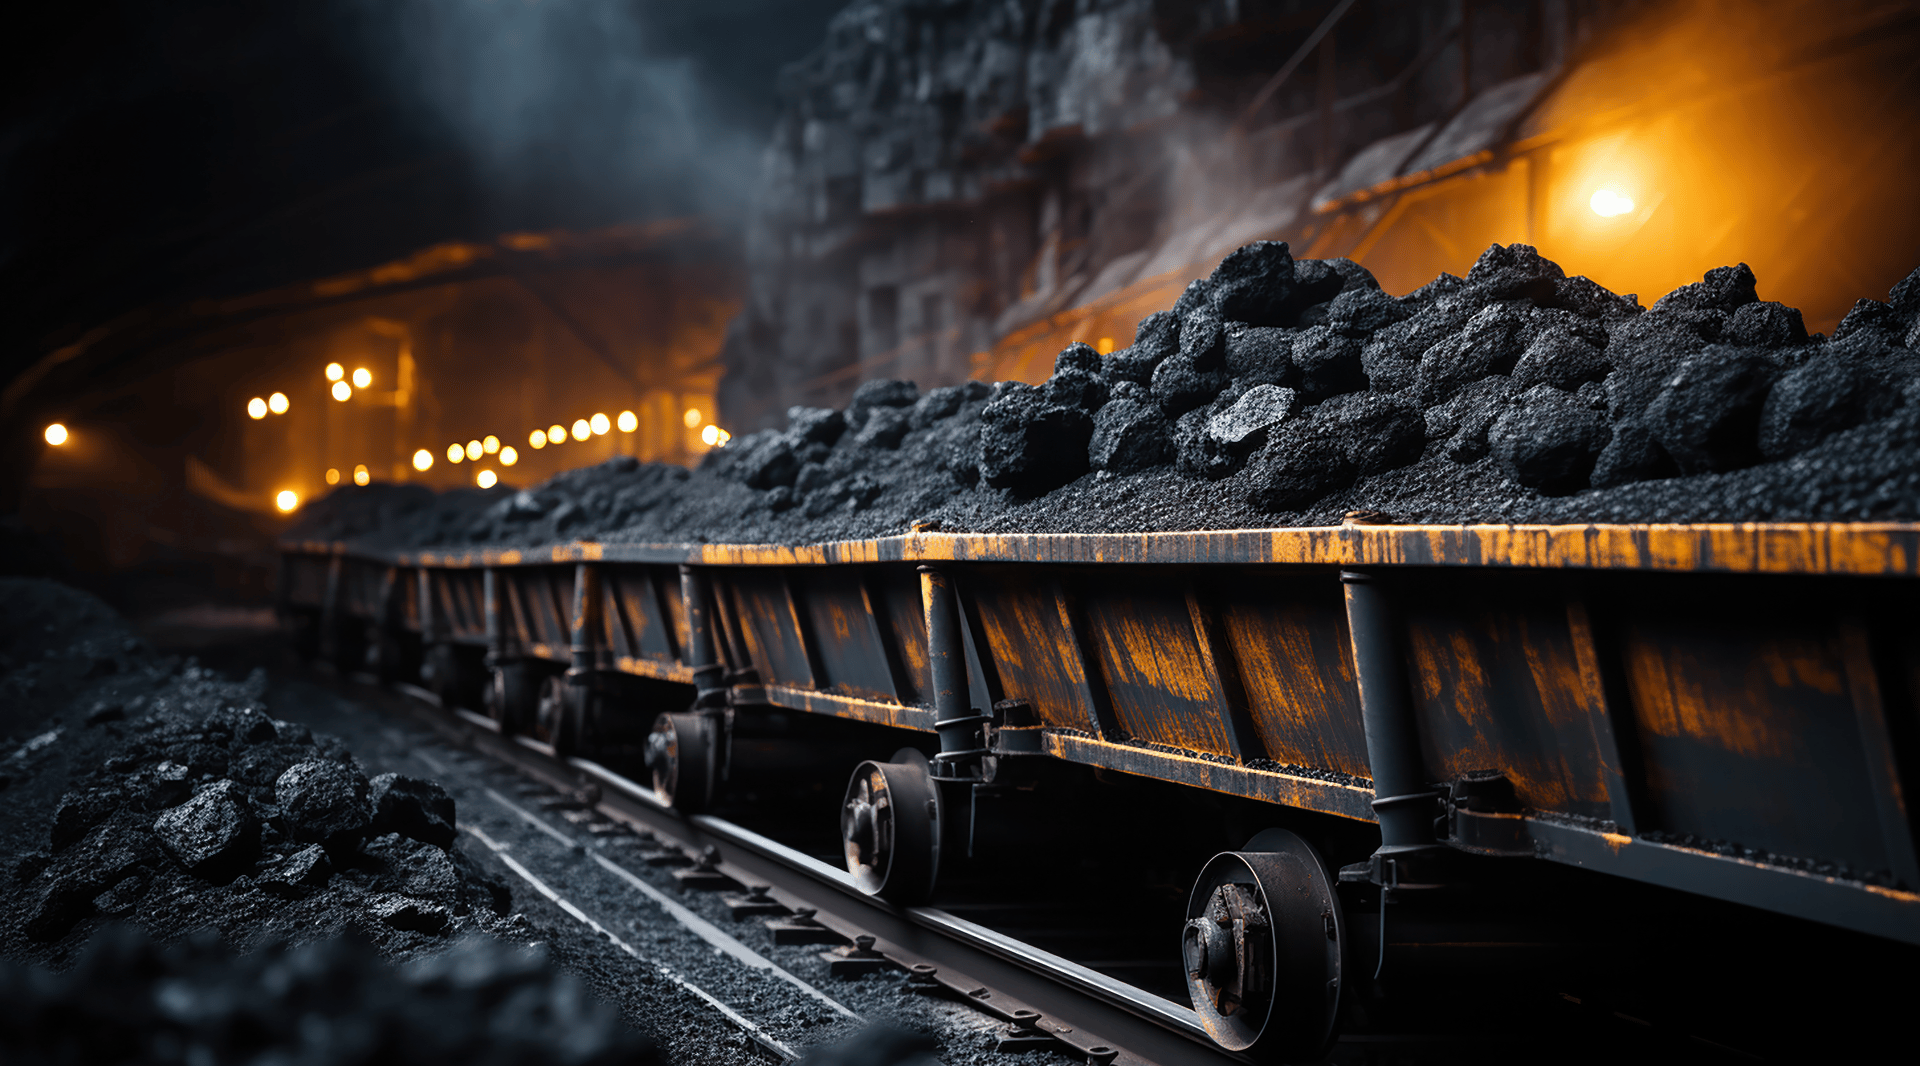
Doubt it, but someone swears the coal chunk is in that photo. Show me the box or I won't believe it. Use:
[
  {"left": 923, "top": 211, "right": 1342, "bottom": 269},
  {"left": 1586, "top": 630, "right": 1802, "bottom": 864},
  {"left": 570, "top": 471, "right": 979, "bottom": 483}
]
[
  {"left": 1489, "top": 387, "right": 1613, "bottom": 494},
  {"left": 786, "top": 406, "right": 847, "bottom": 445},
  {"left": 1223, "top": 325, "right": 1297, "bottom": 383},
  {"left": 1246, "top": 433, "right": 1355, "bottom": 513},
  {"left": 1327, "top": 286, "right": 1409, "bottom": 338},
  {"left": 1289, "top": 327, "right": 1366, "bottom": 400},
  {"left": 51, "top": 788, "right": 126, "bottom": 851},
  {"left": 1758, "top": 335, "right": 1916, "bottom": 459},
  {"left": 1045, "top": 343, "right": 1109, "bottom": 409},
  {"left": 370, "top": 893, "right": 450, "bottom": 935},
  {"left": 1425, "top": 376, "right": 1519, "bottom": 463},
  {"left": 854, "top": 406, "right": 912, "bottom": 448},
  {"left": 261, "top": 843, "right": 333, "bottom": 897},
  {"left": 1415, "top": 303, "right": 1532, "bottom": 405},
  {"left": 1726, "top": 301, "right": 1807, "bottom": 348},
  {"left": 369, "top": 773, "right": 457, "bottom": 848},
  {"left": 909, "top": 381, "right": 989, "bottom": 428},
  {"left": 978, "top": 384, "right": 1094, "bottom": 495},
  {"left": 1107, "top": 310, "right": 1179, "bottom": 383},
  {"left": 153, "top": 780, "right": 259, "bottom": 879},
  {"left": 1206, "top": 384, "right": 1298, "bottom": 455},
  {"left": 1511, "top": 326, "right": 1609, "bottom": 392},
  {"left": 1590, "top": 418, "right": 1678, "bottom": 489},
  {"left": 1089, "top": 396, "right": 1173, "bottom": 474},
  {"left": 1464, "top": 243, "right": 1564, "bottom": 301},
  {"left": 1651, "top": 263, "right": 1758, "bottom": 314},
  {"left": 275, "top": 759, "right": 374, "bottom": 851},
  {"left": 1328, "top": 392, "right": 1427, "bottom": 477},
  {"left": 846, "top": 378, "right": 919, "bottom": 429},
  {"left": 27, "top": 825, "right": 158, "bottom": 940},
  {"left": 1544, "top": 274, "right": 1642, "bottom": 319},
  {"left": 1644, "top": 345, "right": 1783, "bottom": 474},
  {"left": 1206, "top": 241, "right": 1298, "bottom": 326},
  {"left": 1602, "top": 312, "right": 1713, "bottom": 421}
]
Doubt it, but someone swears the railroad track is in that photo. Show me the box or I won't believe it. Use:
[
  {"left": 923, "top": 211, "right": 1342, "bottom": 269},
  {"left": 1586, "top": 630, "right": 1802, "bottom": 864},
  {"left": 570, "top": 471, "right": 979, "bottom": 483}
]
[{"left": 321, "top": 672, "right": 1248, "bottom": 1066}]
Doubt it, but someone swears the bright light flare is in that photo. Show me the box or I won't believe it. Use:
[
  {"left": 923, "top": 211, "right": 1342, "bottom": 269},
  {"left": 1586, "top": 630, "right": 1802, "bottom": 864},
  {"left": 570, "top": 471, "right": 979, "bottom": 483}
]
[
  {"left": 44, "top": 424, "right": 67, "bottom": 446},
  {"left": 325, "top": 363, "right": 344, "bottom": 382},
  {"left": 617, "top": 410, "right": 638, "bottom": 433},
  {"left": 500, "top": 446, "right": 518, "bottom": 466},
  {"left": 331, "top": 381, "right": 352, "bottom": 402},
  {"left": 483, "top": 435, "right": 500, "bottom": 454},
  {"left": 326, "top": 468, "right": 341, "bottom": 485},
  {"left": 1590, "top": 189, "right": 1635, "bottom": 218},
  {"left": 475, "top": 469, "right": 497, "bottom": 489},
  {"left": 248, "top": 397, "right": 268, "bottom": 419},
  {"left": 571, "top": 419, "right": 591, "bottom": 442},
  {"left": 465, "top": 439, "right": 482, "bottom": 461},
  {"left": 353, "top": 464, "right": 370, "bottom": 486},
  {"left": 276, "top": 490, "right": 299, "bottom": 513},
  {"left": 548, "top": 423, "right": 567, "bottom": 444},
  {"left": 351, "top": 367, "right": 371, "bottom": 389},
  {"left": 682, "top": 407, "right": 702, "bottom": 428},
  {"left": 447, "top": 444, "right": 464, "bottom": 464},
  {"left": 700, "top": 424, "right": 731, "bottom": 447},
  {"left": 413, "top": 449, "right": 433, "bottom": 471},
  {"left": 268, "top": 392, "right": 289, "bottom": 414},
  {"left": 590, "top": 413, "right": 610, "bottom": 436},
  {"left": 529, "top": 429, "right": 547, "bottom": 449}
]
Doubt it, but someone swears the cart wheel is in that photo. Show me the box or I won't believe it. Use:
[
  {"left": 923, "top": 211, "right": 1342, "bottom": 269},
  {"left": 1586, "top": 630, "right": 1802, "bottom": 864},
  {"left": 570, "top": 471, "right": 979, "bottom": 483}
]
[
  {"left": 534, "top": 674, "right": 586, "bottom": 757},
  {"left": 644, "top": 712, "right": 716, "bottom": 812},
  {"left": 840, "top": 748, "right": 941, "bottom": 904},
  {"left": 487, "top": 661, "right": 543, "bottom": 734}
]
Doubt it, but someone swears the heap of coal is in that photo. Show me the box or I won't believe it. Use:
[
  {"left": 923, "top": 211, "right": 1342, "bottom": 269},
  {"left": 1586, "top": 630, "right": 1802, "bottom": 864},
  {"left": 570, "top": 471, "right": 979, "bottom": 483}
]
[
  {"left": 0, "top": 925, "right": 654, "bottom": 1066},
  {"left": 289, "top": 243, "right": 1920, "bottom": 550}
]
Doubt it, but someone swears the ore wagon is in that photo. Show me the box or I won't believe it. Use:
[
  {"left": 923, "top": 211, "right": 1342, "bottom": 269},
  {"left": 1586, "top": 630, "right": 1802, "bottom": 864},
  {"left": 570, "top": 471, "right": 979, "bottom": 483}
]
[{"left": 279, "top": 520, "right": 1920, "bottom": 1057}]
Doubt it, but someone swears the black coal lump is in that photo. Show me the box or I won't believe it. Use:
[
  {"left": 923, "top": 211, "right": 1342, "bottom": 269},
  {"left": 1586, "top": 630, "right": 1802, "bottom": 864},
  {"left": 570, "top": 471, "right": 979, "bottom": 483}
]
[
  {"left": 1511, "top": 325, "right": 1609, "bottom": 392},
  {"left": 978, "top": 383, "right": 1095, "bottom": 495},
  {"left": 1543, "top": 273, "right": 1643, "bottom": 320},
  {"left": 1089, "top": 387, "right": 1173, "bottom": 474},
  {"left": 1726, "top": 301, "right": 1807, "bottom": 348},
  {"left": 1327, "top": 285, "right": 1409, "bottom": 338},
  {"left": 1044, "top": 342, "right": 1109, "bottom": 409},
  {"left": 1489, "top": 385, "right": 1613, "bottom": 495},
  {"left": 845, "top": 378, "right": 919, "bottom": 431},
  {"left": 1463, "top": 243, "right": 1565, "bottom": 302},
  {"left": 1590, "top": 417, "right": 1678, "bottom": 490},
  {"left": 854, "top": 405, "right": 912, "bottom": 448},
  {"left": 1107, "top": 309, "right": 1180, "bottom": 383},
  {"left": 1206, "top": 384, "right": 1299, "bottom": 456},
  {"left": 909, "top": 381, "right": 988, "bottom": 428},
  {"left": 1224, "top": 324, "right": 1298, "bottom": 383},
  {"left": 1288, "top": 326, "right": 1367, "bottom": 400},
  {"left": 1206, "top": 240, "right": 1298, "bottom": 326},
  {"left": 1151, "top": 307, "right": 1232, "bottom": 414},
  {"left": 1245, "top": 424, "right": 1356, "bottom": 513},
  {"left": 786, "top": 405, "right": 847, "bottom": 445},
  {"left": 1758, "top": 333, "right": 1918, "bottom": 459},
  {"left": 1398, "top": 271, "right": 1465, "bottom": 310},
  {"left": 1425, "top": 376, "right": 1519, "bottom": 463},
  {"left": 1601, "top": 311, "right": 1714, "bottom": 421},
  {"left": 1643, "top": 344, "right": 1784, "bottom": 474},
  {"left": 1325, "top": 392, "right": 1427, "bottom": 477},
  {"left": 1651, "top": 262, "right": 1759, "bottom": 314},
  {"left": 369, "top": 773, "right": 457, "bottom": 849},
  {"left": 1414, "top": 302, "right": 1532, "bottom": 405},
  {"left": 152, "top": 780, "right": 259, "bottom": 881},
  {"left": 274, "top": 759, "right": 374, "bottom": 853}
]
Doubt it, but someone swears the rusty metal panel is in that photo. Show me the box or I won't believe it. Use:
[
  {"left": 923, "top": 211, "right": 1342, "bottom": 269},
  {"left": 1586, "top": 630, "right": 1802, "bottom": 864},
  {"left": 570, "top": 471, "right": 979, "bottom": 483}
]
[
  {"left": 715, "top": 568, "right": 814, "bottom": 689},
  {"left": 787, "top": 568, "right": 899, "bottom": 703},
  {"left": 503, "top": 567, "right": 571, "bottom": 660},
  {"left": 869, "top": 565, "right": 927, "bottom": 707},
  {"left": 964, "top": 566, "right": 1101, "bottom": 733},
  {"left": 1075, "top": 573, "right": 1240, "bottom": 759},
  {"left": 425, "top": 569, "right": 488, "bottom": 643},
  {"left": 1612, "top": 575, "right": 1894, "bottom": 877},
  {"left": 1401, "top": 572, "right": 1613, "bottom": 821},
  {"left": 1212, "top": 571, "right": 1371, "bottom": 780},
  {"left": 602, "top": 566, "right": 679, "bottom": 666}
]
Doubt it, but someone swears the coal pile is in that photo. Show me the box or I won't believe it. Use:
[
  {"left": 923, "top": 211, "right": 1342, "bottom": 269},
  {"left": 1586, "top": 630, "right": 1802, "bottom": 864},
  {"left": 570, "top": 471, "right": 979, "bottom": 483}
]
[
  {"left": 0, "top": 579, "right": 513, "bottom": 964},
  {"left": 294, "top": 244, "right": 1920, "bottom": 551},
  {"left": 0, "top": 925, "right": 655, "bottom": 1066}
]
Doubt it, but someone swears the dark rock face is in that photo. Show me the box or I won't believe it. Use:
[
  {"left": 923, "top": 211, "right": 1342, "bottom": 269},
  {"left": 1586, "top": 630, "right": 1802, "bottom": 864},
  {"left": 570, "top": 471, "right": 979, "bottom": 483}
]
[
  {"left": 369, "top": 773, "right": 457, "bottom": 849},
  {"left": 275, "top": 760, "right": 373, "bottom": 852},
  {"left": 1206, "top": 241, "right": 1298, "bottom": 326},
  {"left": 1490, "top": 387, "right": 1614, "bottom": 495},
  {"left": 152, "top": 780, "right": 258, "bottom": 880},
  {"left": 979, "top": 384, "right": 1094, "bottom": 495},
  {"left": 1090, "top": 397, "right": 1173, "bottom": 474},
  {"left": 1289, "top": 328, "right": 1367, "bottom": 401},
  {"left": 261, "top": 844, "right": 333, "bottom": 897},
  {"left": 1643, "top": 346, "right": 1783, "bottom": 475},
  {"left": 1651, "top": 262, "right": 1759, "bottom": 314},
  {"left": 1511, "top": 326, "right": 1609, "bottom": 392},
  {"left": 1207, "top": 385, "right": 1299, "bottom": 455},
  {"left": 846, "top": 378, "right": 920, "bottom": 430}
]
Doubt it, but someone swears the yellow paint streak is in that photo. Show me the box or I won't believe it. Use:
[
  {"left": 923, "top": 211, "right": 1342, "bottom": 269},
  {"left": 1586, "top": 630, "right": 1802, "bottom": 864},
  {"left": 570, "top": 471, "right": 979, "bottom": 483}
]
[{"left": 1602, "top": 832, "right": 1632, "bottom": 851}]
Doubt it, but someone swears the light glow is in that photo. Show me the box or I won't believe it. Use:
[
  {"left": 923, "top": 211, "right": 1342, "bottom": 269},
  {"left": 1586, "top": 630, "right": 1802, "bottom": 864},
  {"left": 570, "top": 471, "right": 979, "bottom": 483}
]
[
  {"left": 353, "top": 464, "right": 370, "bottom": 486},
  {"left": 483, "top": 435, "right": 500, "bottom": 454},
  {"left": 476, "top": 469, "right": 498, "bottom": 489},
  {"left": 1590, "top": 188, "right": 1635, "bottom": 218},
  {"left": 351, "top": 367, "right": 372, "bottom": 389},
  {"left": 465, "top": 439, "right": 482, "bottom": 461},
  {"left": 1097, "top": 337, "right": 1115, "bottom": 354},
  {"left": 248, "top": 397, "right": 268, "bottom": 419},
  {"left": 500, "top": 446, "right": 518, "bottom": 466},
  {"left": 617, "top": 410, "right": 638, "bottom": 433},
  {"left": 571, "top": 419, "right": 591, "bottom": 442},
  {"left": 590, "top": 412, "right": 610, "bottom": 436},
  {"left": 325, "top": 363, "right": 344, "bottom": 382},
  {"left": 700, "top": 424, "right": 731, "bottom": 447},
  {"left": 268, "top": 392, "right": 289, "bottom": 414},
  {"left": 530, "top": 429, "right": 547, "bottom": 449},
  {"left": 682, "top": 407, "right": 702, "bottom": 428},
  {"left": 275, "top": 490, "right": 299, "bottom": 513},
  {"left": 549, "top": 423, "right": 567, "bottom": 444},
  {"left": 326, "top": 468, "right": 340, "bottom": 485},
  {"left": 412, "top": 449, "right": 433, "bottom": 472},
  {"left": 447, "top": 444, "right": 464, "bottom": 463},
  {"left": 331, "top": 381, "right": 352, "bottom": 402},
  {"left": 44, "top": 424, "right": 67, "bottom": 446}
]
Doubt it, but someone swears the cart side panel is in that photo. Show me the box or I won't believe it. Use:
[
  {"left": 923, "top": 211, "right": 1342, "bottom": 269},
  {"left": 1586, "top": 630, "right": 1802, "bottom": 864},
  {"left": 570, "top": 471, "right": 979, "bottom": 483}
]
[{"left": 1213, "top": 572, "right": 1371, "bottom": 780}]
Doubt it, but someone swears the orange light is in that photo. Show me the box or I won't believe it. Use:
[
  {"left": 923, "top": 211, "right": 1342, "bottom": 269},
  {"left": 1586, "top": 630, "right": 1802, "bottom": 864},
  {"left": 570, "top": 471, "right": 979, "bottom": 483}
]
[
  {"left": 44, "top": 423, "right": 67, "bottom": 446},
  {"left": 571, "top": 419, "right": 591, "bottom": 442},
  {"left": 268, "top": 392, "right": 289, "bottom": 414},
  {"left": 475, "top": 469, "right": 497, "bottom": 489},
  {"left": 530, "top": 429, "right": 548, "bottom": 449},
  {"left": 548, "top": 423, "right": 567, "bottom": 444},
  {"left": 483, "top": 435, "right": 500, "bottom": 454},
  {"left": 247, "top": 397, "right": 268, "bottom": 419},
  {"left": 700, "top": 424, "right": 730, "bottom": 447},
  {"left": 275, "top": 490, "right": 299, "bottom": 513},
  {"left": 590, "top": 412, "right": 610, "bottom": 436},
  {"left": 465, "top": 439, "right": 482, "bottom": 461},
  {"left": 1096, "top": 337, "right": 1115, "bottom": 354},
  {"left": 353, "top": 464, "right": 370, "bottom": 486},
  {"left": 351, "top": 367, "right": 371, "bottom": 389},
  {"left": 412, "top": 449, "right": 433, "bottom": 472},
  {"left": 447, "top": 443, "right": 464, "bottom": 464},
  {"left": 500, "top": 446, "right": 518, "bottom": 466},
  {"left": 326, "top": 468, "right": 341, "bottom": 485},
  {"left": 1590, "top": 189, "right": 1635, "bottom": 218},
  {"left": 325, "top": 363, "right": 344, "bottom": 382},
  {"left": 682, "top": 407, "right": 702, "bottom": 428},
  {"left": 331, "top": 381, "right": 352, "bottom": 402},
  {"left": 617, "top": 410, "right": 638, "bottom": 433}
]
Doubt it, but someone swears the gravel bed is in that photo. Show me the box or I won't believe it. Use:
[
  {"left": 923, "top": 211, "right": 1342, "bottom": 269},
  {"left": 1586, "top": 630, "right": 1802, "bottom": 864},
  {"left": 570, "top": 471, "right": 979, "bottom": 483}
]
[{"left": 289, "top": 243, "right": 1920, "bottom": 552}]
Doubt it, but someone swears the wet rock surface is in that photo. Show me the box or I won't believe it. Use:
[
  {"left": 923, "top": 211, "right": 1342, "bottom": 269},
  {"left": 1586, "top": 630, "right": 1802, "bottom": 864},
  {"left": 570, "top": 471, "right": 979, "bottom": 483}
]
[{"left": 291, "top": 243, "right": 1920, "bottom": 551}]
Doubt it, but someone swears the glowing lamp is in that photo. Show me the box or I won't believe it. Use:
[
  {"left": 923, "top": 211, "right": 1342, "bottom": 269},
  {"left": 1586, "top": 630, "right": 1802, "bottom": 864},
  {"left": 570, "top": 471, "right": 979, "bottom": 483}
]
[
  {"left": 447, "top": 444, "right": 464, "bottom": 464},
  {"left": 248, "top": 397, "right": 268, "bottom": 419},
  {"left": 682, "top": 407, "right": 702, "bottom": 428},
  {"left": 44, "top": 423, "right": 67, "bottom": 446},
  {"left": 1097, "top": 337, "right": 1115, "bottom": 354},
  {"left": 617, "top": 410, "right": 638, "bottom": 433},
  {"left": 500, "top": 446, "right": 518, "bottom": 466},
  {"left": 465, "top": 439, "right": 482, "bottom": 461},
  {"left": 268, "top": 392, "right": 289, "bottom": 414},
  {"left": 351, "top": 367, "right": 372, "bottom": 389},
  {"left": 701, "top": 424, "right": 731, "bottom": 447},
  {"left": 276, "top": 490, "right": 299, "bottom": 513},
  {"left": 353, "top": 464, "right": 370, "bottom": 486},
  {"left": 590, "top": 413, "right": 610, "bottom": 436},
  {"left": 530, "top": 429, "right": 547, "bottom": 449},
  {"left": 571, "top": 419, "right": 591, "bottom": 442},
  {"left": 1590, "top": 189, "right": 1635, "bottom": 218},
  {"left": 332, "top": 381, "right": 352, "bottom": 402},
  {"left": 483, "top": 435, "right": 500, "bottom": 454},
  {"left": 476, "top": 469, "right": 497, "bottom": 489},
  {"left": 325, "top": 363, "right": 344, "bottom": 382},
  {"left": 326, "top": 468, "right": 341, "bottom": 485},
  {"left": 549, "top": 423, "right": 567, "bottom": 444},
  {"left": 413, "top": 449, "right": 433, "bottom": 472}
]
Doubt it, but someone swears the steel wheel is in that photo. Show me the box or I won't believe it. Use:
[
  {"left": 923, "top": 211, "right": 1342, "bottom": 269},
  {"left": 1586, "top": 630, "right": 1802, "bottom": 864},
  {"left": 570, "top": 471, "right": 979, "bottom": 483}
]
[
  {"left": 840, "top": 749, "right": 940, "bottom": 904},
  {"left": 487, "top": 661, "right": 543, "bottom": 735},
  {"left": 534, "top": 674, "right": 585, "bottom": 756},
  {"left": 644, "top": 712, "right": 714, "bottom": 812}
]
